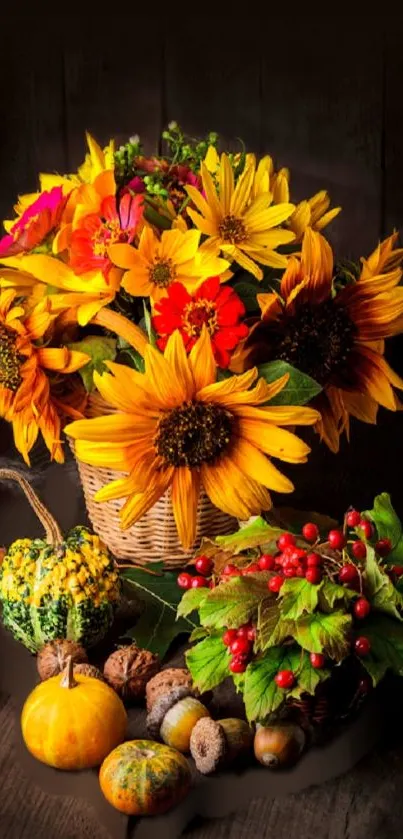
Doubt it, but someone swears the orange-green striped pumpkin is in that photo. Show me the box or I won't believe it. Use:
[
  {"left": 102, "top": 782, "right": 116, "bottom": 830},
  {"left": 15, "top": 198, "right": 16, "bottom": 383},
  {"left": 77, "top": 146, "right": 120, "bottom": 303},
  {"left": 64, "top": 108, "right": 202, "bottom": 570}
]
[{"left": 99, "top": 740, "right": 192, "bottom": 816}]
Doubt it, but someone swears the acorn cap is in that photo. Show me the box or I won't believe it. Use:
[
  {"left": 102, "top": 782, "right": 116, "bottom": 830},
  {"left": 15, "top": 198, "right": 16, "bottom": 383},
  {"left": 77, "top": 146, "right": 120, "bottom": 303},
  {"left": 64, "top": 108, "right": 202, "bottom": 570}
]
[
  {"left": 146, "top": 685, "right": 192, "bottom": 741},
  {"left": 190, "top": 717, "right": 227, "bottom": 774}
]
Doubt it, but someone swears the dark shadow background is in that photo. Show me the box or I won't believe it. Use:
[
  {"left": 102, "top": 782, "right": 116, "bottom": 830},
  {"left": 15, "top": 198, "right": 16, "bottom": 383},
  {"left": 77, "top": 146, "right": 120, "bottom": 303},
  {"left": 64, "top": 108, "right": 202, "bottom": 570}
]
[{"left": 1, "top": 9, "right": 402, "bottom": 520}]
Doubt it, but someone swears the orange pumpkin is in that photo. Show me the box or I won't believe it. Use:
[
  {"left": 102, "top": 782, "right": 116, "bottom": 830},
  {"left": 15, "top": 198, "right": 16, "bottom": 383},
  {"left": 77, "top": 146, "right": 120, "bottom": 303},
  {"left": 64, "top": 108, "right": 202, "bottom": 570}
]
[
  {"left": 99, "top": 740, "right": 192, "bottom": 816},
  {"left": 21, "top": 657, "right": 127, "bottom": 770}
]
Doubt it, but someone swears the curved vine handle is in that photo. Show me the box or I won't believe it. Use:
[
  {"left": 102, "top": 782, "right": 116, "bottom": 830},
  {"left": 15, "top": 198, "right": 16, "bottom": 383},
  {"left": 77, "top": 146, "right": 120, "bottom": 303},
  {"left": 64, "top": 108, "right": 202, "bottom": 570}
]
[{"left": 0, "top": 468, "right": 63, "bottom": 546}]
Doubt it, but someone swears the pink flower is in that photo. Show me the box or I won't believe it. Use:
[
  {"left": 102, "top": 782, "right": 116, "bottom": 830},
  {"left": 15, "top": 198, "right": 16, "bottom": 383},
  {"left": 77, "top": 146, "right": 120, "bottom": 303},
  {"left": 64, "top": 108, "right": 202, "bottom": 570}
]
[{"left": 0, "top": 187, "right": 67, "bottom": 257}]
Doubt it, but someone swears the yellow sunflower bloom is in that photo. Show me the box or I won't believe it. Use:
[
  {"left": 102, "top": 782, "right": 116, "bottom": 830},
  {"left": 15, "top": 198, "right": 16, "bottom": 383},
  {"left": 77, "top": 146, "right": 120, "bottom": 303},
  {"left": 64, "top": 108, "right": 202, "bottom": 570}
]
[
  {"left": 185, "top": 153, "right": 296, "bottom": 280},
  {"left": 108, "top": 227, "right": 230, "bottom": 303},
  {"left": 238, "top": 229, "right": 403, "bottom": 453},
  {"left": 66, "top": 328, "right": 319, "bottom": 549},
  {"left": 0, "top": 290, "right": 89, "bottom": 464}
]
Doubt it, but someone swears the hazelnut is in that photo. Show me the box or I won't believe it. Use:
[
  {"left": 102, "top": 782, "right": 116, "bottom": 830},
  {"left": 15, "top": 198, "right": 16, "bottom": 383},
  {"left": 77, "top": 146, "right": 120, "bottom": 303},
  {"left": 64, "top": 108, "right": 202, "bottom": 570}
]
[
  {"left": 37, "top": 640, "right": 88, "bottom": 681},
  {"left": 103, "top": 643, "right": 160, "bottom": 701},
  {"left": 190, "top": 717, "right": 253, "bottom": 774}
]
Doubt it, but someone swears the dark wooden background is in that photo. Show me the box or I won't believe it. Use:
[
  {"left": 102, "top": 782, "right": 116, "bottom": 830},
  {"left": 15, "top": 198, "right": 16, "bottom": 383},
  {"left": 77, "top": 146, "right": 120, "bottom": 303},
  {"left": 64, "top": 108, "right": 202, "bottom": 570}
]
[{"left": 1, "top": 10, "right": 403, "bottom": 521}]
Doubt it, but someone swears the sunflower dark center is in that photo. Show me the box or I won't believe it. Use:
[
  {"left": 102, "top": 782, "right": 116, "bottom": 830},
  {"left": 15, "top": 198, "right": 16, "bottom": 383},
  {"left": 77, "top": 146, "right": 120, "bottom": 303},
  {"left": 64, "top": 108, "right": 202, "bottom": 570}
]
[
  {"left": 0, "top": 325, "right": 22, "bottom": 392},
  {"left": 150, "top": 258, "right": 176, "bottom": 288},
  {"left": 219, "top": 214, "right": 246, "bottom": 244},
  {"left": 154, "top": 401, "right": 233, "bottom": 467},
  {"left": 250, "top": 301, "right": 356, "bottom": 386}
]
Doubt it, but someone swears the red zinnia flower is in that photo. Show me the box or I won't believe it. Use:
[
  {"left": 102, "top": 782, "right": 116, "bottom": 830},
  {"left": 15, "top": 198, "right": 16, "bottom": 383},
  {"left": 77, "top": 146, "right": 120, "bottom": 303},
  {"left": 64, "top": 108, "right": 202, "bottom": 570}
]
[
  {"left": 69, "top": 193, "right": 143, "bottom": 276},
  {"left": 152, "top": 277, "right": 249, "bottom": 368}
]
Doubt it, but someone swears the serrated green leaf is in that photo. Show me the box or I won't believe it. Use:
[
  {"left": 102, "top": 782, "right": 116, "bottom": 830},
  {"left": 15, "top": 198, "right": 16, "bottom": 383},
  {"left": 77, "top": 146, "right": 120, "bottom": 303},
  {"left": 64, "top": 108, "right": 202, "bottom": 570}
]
[
  {"left": 199, "top": 573, "right": 270, "bottom": 630},
  {"left": 269, "top": 617, "right": 296, "bottom": 646},
  {"left": 364, "top": 545, "right": 403, "bottom": 620},
  {"left": 232, "top": 279, "right": 260, "bottom": 313},
  {"left": 177, "top": 587, "right": 208, "bottom": 619},
  {"left": 215, "top": 517, "right": 283, "bottom": 555},
  {"left": 186, "top": 634, "right": 230, "bottom": 692},
  {"left": 117, "top": 344, "right": 145, "bottom": 372},
  {"left": 257, "top": 598, "right": 281, "bottom": 650},
  {"left": 68, "top": 336, "right": 117, "bottom": 392},
  {"left": 121, "top": 566, "right": 196, "bottom": 658},
  {"left": 279, "top": 578, "right": 322, "bottom": 620},
  {"left": 243, "top": 645, "right": 302, "bottom": 722},
  {"left": 361, "top": 654, "right": 389, "bottom": 687},
  {"left": 318, "top": 579, "right": 357, "bottom": 611},
  {"left": 289, "top": 650, "right": 331, "bottom": 697},
  {"left": 189, "top": 626, "right": 208, "bottom": 643},
  {"left": 258, "top": 360, "right": 322, "bottom": 406},
  {"left": 363, "top": 613, "right": 403, "bottom": 677},
  {"left": 364, "top": 493, "right": 403, "bottom": 564},
  {"left": 293, "top": 611, "right": 352, "bottom": 660}
]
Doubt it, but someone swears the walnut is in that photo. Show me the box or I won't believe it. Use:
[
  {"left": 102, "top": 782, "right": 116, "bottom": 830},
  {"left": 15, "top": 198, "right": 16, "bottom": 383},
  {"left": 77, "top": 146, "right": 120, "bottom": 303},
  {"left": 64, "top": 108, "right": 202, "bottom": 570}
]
[
  {"left": 103, "top": 643, "right": 160, "bottom": 702},
  {"left": 146, "top": 668, "right": 194, "bottom": 712},
  {"left": 37, "top": 640, "right": 88, "bottom": 681},
  {"left": 73, "top": 663, "right": 105, "bottom": 681}
]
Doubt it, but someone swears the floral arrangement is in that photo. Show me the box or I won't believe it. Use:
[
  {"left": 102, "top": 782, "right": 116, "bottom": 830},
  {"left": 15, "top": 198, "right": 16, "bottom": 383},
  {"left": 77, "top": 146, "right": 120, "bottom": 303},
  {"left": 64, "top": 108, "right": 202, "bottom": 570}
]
[{"left": 0, "top": 123, "right": 402, "bottom": 553}]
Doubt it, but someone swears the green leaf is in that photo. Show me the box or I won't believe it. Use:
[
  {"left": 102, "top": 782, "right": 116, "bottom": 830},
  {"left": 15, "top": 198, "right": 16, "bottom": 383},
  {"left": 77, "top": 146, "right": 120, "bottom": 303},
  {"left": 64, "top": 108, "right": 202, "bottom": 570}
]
[
  {"left": 68, "top": 336, "right": 117, "bottom": 392},
  {"left": 177, "top": 588, "right": 208, "bottom": 619},
  {"left": 199, "top": 573, "right": 270, "bottom": 630},
  {"left": 364, "top": 545, "right": 403, "bottom": 620},
  {"left": 364, "top": 493, "right": 403, "bottom": 563},
  {"left": 361, "top": 654, "right": 389, "bottom": 687},
  {"left": 293, "top": 611, "right": 352, "bottom": 660},
  {"left": 121, "top": 566, "right": 197, "bottom": 658},
  {"left": 232, "top": 279, "right": 260, "bottom": 313},
  {"left": 363, "top": 613, "right": 403, "bottom": 677},
  {"left": 266, "top": 507, "right": 338, "bottom": 538},
  {"left": 257, "top": 599, "right": 281, "bottom": 650},
  {"left": 279, "top": 578, "right": 322, "bottom": 621},
  {"left": 215, "top": 517, "right": 283, "bottom": 555},
  {"left": 189, "top": 626, "right": 208, "bottom": 643},
  {"left": 186, "top": 634, "right": 230, "bottom": 693},
  {"left": 318, "top": 579, "right": 357, "bottom": 611},
  {"left": 142, "top": 300, "right": 157, "bottom": 347},
  {"left": 243, "top": 645, "right": 302, "bottom": 722},
  {"left": 258, "top": 360, "right": 322, "bottom": 406},
  {"left": 295, "top": 650, "right": 331, "bottom": 695},
  {"left": 117, "top": 344, "right": 145, "bottom": 373}
]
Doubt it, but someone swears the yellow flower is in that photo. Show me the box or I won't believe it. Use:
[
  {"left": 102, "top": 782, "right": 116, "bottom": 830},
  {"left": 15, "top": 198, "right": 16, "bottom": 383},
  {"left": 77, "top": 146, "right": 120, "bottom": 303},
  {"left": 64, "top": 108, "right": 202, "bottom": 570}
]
[
  {"left": 185, "top": 153, "right": 295, "bottom": 280},
  {"left": 240, "top": 229, "right": 403, "bottom": 453},
  {"left": 0, "top": 289, "right": 89, "bottom": 464},
  {"left": 108, "top": 227, "right": 230, "bottom": 303},
  {"left": 66, "top": 328, "right": 319, "bottom": 549}
]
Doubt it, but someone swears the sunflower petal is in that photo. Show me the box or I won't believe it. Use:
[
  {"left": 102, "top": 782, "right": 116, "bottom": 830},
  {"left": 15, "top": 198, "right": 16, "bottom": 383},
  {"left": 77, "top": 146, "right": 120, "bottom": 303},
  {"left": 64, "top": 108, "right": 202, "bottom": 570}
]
[
  {"left": 119, "top": 468, "right": 174, "bottom": 530},
  {"left": 238, "top": 418, "right": 311, "bottom": 463},
  {"left": 171, "top": 467, "right": 201, "bottom": 550},
  {"left": 163, "top": 330, "right": 194, "bottom": 401},
  {"left": 231, "top": 437, "right": 294, "bottom": 493},
  {"left": 65, "top": 413, "right": 153, "bottom": 442},
  {"left": 189, "top": 326, "right": 216, "bottom": 391}
]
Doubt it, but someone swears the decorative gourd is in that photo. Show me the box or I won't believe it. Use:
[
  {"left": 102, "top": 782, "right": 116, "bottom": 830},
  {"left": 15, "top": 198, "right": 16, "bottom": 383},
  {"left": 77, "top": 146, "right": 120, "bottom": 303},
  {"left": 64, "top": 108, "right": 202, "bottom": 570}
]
[
  {"left": 146, "top": 685, "right": 210, "bottom": 753},
  {"left": 0, "top": 469, "right": 120, "bottom": 652},
  {"left": 21, "top": 656, "right": 127, "bottom": 770},
  {"left": 99, "top": 739, "right": 191, "bottom": 816}
]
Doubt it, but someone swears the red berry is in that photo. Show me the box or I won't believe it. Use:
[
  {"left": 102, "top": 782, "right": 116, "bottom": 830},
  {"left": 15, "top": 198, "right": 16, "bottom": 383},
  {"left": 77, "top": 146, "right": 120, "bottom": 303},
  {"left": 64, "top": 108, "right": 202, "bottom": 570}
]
[
  {"left": 284, "top": 566, "right": 297, "bottom": 578},
  {"left": 392, "top": 565, "right": 403, "bottom": 577},
  {"left": 268, "top": 575, "right": 284, "bottom": 593},
  {"left": 353, "top": 597, "right": 371, "bottom": 619},
  {"left": 236, "top": 624, "right": 251, "bottom": 639},
  {"left": 296, "top": 565, "right": 306, "bottom": 577},
  {"left": 195, "top": 554, "right": 213, "bottom": 576},
  {"left": 277, "top": 533, "right": 296, "bottom": 551},
  {"left": 376, "top": 538, "right": 392, "bottom": 557},
  {"left": 328, "top": 529, "right": 346, "bottom": 550},
  {"left": 230, "top": 637, "right": 251, "bottom": 656},
  {"left": 247, "top": 626, "right": 256, "bottom": 641},
  {"left": 229, "top": 656, "right": 247, "bottom": 674},
  {"left": 258, "top": 553, "right": 275, "bottom": 571},
  {"left": 222, "top": 564, "right": 240, "bottom": 577},
  {"left": 191, "top": 576, "right": 208, "bottom": 588},
  {"left": 302, "top": 522, "right": 319, "bottom": 542},
  {"left": 305, "top": 567, "right": 322, "bottom": 584},
  {"left": 354, "top": 636, "right": 371, "bottom": 657},
  {"left": 222, "top": 629, "right": 238, "bottom": 647},
  {"left": 177, "top": 572, "right": 192, "bottom": 589},
  {"left": 289, "top": 548, "right": 307, "bottom": 565},
  {"left": 346, "top": 509, "right": 361, "bottom": 528},
  {"left": 359, "top": 519, "right": 373, "bottom": 540},
  {"left": 339, "top": 564, "right": 359, "bottom": 585},
  {"left": 310, "top": 652, "right": 325, "bottom": 669},
  {"left": 242, "top": 563, "right": 261, "bottom": 575},
  {"left": 307, "top": 552, "right": 322, "bottom": 567},
  {"left": 274, "top": 669, "right": 295, "bottom": 689},
  {"left": 352, "top": 541, "right": 367, "bottom": 560}
]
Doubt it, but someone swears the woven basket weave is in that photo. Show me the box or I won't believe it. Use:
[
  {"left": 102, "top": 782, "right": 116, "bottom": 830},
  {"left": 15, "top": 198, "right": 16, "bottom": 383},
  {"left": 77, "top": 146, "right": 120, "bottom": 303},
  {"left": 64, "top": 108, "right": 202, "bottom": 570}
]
[{"left": 72, "top": 392, "right": 237, "bottom": 567}]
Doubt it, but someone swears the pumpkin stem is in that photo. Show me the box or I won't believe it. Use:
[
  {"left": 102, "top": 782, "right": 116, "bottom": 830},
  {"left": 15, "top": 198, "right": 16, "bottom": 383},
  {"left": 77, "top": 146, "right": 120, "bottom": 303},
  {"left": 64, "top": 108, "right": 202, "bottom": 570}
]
[
  {"left": 0, "top": 469, "right": 63, "bottom": 546},
  {"left": 60, "top": 656, "right": 78, "bottom": 689}
]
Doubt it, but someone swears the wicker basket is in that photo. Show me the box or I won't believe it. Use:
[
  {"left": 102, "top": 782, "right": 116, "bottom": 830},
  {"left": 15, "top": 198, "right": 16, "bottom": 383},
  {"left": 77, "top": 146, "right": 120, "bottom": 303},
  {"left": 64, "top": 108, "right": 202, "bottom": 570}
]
[{"left": 72, "top": 392, "right": 237, "bottom": 567}]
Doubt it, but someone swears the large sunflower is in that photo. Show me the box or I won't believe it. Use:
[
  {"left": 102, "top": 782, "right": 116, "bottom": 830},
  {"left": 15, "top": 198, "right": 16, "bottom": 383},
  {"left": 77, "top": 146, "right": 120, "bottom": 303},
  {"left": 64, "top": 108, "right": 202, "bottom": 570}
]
[
  {"left": 185, "top": 153, "right": 296, "bottom": 280},
  {"left": 65, "top": 329, "right": 319, "bottom": 549},
  {"left": 238, "top": 229, "right": 403, "bottom": 452},
  {"left": 0, "top": 290, "right": 89, "bottom": 464}
]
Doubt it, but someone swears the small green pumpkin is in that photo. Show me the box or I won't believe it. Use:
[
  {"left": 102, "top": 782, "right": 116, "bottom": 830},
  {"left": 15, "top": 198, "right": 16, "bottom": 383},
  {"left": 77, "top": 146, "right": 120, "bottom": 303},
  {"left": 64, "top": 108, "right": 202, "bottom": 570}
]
[
  {"left": 99, "top": 739, "right": 191, "bottom": 816},
  {"left": 0, "top": 470, "right": 120, "bottom": 652}
]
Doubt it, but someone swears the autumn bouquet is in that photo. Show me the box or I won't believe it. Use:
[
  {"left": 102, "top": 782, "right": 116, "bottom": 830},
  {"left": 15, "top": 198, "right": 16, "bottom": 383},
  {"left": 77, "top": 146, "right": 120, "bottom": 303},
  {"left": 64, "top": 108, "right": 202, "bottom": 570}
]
[{"left": 0, "top": 124, "right": 402, "bottom": 561}]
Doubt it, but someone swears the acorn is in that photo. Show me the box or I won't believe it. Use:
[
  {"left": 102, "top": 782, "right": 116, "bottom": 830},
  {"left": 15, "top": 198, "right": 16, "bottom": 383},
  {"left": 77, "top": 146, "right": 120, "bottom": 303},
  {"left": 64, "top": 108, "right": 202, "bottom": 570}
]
[
  {"left": 37, "top": 640, "right": 88, "bottom": 681},
  {"left": 73, "top": 663, "right": 105, "bottom": 681},
  {"left": 253, "top": 723, "right": 306, "bottom": 768},
  {"left": 103, "top": 644, "right": 160, "bottom": 702},
  {"left": 146, "top": 685, "right": 210, "bottom": 753},
  {"left": 190, "top": 717, "right": 253, "bottom": 774}
]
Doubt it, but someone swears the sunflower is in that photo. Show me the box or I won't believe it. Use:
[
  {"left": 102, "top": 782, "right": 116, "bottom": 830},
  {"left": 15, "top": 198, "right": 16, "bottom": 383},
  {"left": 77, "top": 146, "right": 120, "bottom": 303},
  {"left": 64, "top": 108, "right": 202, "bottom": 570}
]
[
  {"left": 185, "top": 153, "right": 296, "bottom": 280},
  {"left": 239, "top": 229, "right": 403, "bottom": 452},
  {"left": 65, "top": 328, "right": 319, "bottom": 549},
  {"left": 0, "top": 290, "right": 89, "bottom": 464},
  {"left": 108, "top": 226, "right": 230, "bottom": 303}
]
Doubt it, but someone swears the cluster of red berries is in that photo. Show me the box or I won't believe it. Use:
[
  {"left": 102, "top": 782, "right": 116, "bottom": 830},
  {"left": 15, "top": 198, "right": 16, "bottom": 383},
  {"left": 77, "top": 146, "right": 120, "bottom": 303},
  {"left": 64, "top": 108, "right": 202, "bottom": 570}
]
[
  {"left": 222, "top": 623, "right": 256, "bottom": 673},
  {"left": 177, "top": 554, "right": 214, "bottom": 590}
]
